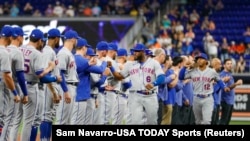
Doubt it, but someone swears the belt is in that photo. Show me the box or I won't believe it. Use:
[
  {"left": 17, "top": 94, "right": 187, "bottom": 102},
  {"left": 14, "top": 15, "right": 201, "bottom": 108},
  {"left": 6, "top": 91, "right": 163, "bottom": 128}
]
[
  {"left": 129, "top": 90, "right": 155, "bottom": 95},
  {"left": 66, "top": 82, "right": 78, "bottom": 86},
  {"left": 26, "top": 81, "right": 38, "bottom": 85},
  {"left": 91, "top": 94, "right": 97, "bottom": 99},
  {"left": 107, "top": 90, "right": 128, "bottom": 98},
  {"left": 196, "top": 94, "right": 211, "bottom": 98}
]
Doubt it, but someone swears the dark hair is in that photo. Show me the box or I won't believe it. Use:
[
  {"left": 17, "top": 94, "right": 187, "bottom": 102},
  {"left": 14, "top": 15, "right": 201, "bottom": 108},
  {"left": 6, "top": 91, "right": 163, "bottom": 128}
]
[
  {"left": 29, "top": 36, "right": 40, "bottom": 42},
  {"left": 224, "top": 58, "right": 232, "bottom": 64},
  {"left": 172, "top": 56, "right": 183, "bottom": 66},
  {"left": 163, "top": 54, "right": 170, "bottom": 64}
]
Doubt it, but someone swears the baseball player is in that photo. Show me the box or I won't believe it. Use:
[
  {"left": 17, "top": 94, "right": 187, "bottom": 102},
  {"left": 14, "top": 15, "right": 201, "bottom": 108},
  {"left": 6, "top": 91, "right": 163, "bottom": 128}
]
[
  {"left": 19, "top": 28, "right": 61, "bottom": 141},
  {"left": 0, "top": 25, "right": 20, "bottom": 137},
  {"left": 179, "top": 53, "right": 230, "bottom": 124},
  {"left": 0, "top": 26, "right": 28, "bottom": 141},
  {"left": 39, "top": 28, "right": 62, "bottom": 141},
  {"left": 219, "top": 58, "right": 243, "bottom": 125},
  {"left": 71, "top": 39, "right": 108, "bottom": 125},
  {"left": 55, "top": 30, "right": 80, "bottom": 125},
  {"left": 92, "top": 41, "right": 109, "bottom": 125},
  {"left": 180, "top": 55, "right": 195, "bottom": 125},
  {"left": 115, "top": 48, "right": 132, "bottom": 124},
  {"left": 104, "top": 42, "right": 121, "bottom": 125},
  {"left": 108, "top": 43, "right": 165, "bottom": 124}
]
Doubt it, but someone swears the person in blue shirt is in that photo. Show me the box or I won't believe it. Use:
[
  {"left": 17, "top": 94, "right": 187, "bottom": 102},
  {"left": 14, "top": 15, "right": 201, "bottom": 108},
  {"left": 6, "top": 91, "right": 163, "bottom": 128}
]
[
  {"left": 219, "top": 58, "right": 243, "bottom": 125},
  {"left": 71, "top": 39, "right": 107, "bottom": 124}
]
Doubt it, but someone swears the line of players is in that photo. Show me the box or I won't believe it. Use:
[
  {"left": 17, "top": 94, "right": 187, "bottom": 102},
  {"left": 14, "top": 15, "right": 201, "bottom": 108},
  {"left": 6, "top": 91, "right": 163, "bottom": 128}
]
[{"left": 0, "top": 24, "right": 243, "bottom": 141}]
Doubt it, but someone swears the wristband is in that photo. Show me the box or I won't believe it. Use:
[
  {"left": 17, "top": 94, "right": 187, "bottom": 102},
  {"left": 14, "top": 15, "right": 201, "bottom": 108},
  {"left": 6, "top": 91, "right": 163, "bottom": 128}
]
[
  {"left": 110, "top": 66, "right": 115, "bottom": 73},
  {"left": 12, "top": 89, "right": 18, "bottom": 96}
]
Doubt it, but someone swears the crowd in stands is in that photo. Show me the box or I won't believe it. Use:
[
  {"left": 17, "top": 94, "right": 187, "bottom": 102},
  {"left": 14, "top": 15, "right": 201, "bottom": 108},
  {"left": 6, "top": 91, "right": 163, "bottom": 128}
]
[
  {"left": 140, "top": 0, "right": 250, "bottom": 73},
  {"left": 0, "top": 0, "right": 164, "bottom": 19}
]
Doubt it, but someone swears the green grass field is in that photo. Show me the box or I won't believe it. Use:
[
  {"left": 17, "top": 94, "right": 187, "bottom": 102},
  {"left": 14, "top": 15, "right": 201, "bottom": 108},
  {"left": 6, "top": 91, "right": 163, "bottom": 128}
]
[{"left": 229, "top": 120, "right": 250, "bottom": 125}]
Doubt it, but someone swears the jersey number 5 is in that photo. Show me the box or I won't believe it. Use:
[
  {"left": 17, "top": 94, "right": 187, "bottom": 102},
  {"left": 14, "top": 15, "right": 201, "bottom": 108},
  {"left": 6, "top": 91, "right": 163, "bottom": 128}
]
[{"left": 24, "top": 59, "right": 30, "bottom": 73}]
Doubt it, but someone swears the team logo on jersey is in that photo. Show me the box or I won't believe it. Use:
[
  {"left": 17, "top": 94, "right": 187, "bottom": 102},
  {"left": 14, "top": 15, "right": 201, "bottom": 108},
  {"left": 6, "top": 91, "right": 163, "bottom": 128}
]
[
  {"left": 55, "top": 60, "right": 59, "bottom": 65},
  {"left": 69, "top": 61, "right": 75, "bottom": 68}
]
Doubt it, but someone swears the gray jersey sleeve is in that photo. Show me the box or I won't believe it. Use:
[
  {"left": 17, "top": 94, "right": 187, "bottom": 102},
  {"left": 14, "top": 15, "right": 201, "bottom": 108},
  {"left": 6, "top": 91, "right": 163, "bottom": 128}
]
[
  {"left": 120, "top": 61, "right": 133, "bottom": 78},
  {"left": 34, "top": 52, "right": 45, "bottom": 72},
  {"left": 57, "top": 53, "right": 68, "bottom": 71},
  {"left": 14, "top": 50, "right": 25, "bottom": 72},
  {"left": 0, "top": 51, "right": 11, "bottom": 72}
]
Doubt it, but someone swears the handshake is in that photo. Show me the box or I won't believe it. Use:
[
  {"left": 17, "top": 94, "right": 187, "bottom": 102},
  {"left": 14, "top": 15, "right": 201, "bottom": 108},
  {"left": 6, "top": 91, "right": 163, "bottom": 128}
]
[{"left": 107, "top": 61, "right": 112, "bottom": 68}]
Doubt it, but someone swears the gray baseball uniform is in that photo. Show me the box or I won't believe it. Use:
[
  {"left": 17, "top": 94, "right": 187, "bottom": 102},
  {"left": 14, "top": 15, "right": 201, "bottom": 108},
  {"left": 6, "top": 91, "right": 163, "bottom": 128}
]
[
  {"left": 120, "top": 58, "right": 164, "bottom": 124},
  {"left": 183, "top": 67, "right": 220, "bottom": 124},
  {"left": 19, "top": 45, "right": 45, "bottom": 141},
  {"left": 104, "top": 56, "right": 121, "bottom": 125},
  {"left": 0, "top": 46, "right": 12, "bottom": 134},
  {"left": 55, "top": 47, "right": 78, "bottom": 125},
  {"left": 41, "top": 45, "right": 60, "bottom": 123},
  {"left": 0, "top": 45, "right": 25, "bottom": 141}
]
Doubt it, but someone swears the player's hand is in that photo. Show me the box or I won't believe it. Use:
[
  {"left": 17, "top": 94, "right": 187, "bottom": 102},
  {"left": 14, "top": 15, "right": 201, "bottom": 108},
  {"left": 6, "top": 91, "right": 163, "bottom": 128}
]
[
  {"left": 236, "top": 79, "right": 243, "bottom": 85},
  {"left": 64, "top": 92, "right": 71, "bottom": 104},
  {"left": 107, "top": 61, "right": 112, "bottom": 68},
  {"left": 145, "top": 83, "right": 154, "bottom": 90},
  {"left": 103, "top": 68, "right": 110, "bottom": 76},
  {"left": 88, "top": 57, "right": 97, "bottom": 66},
  {"left": 184, "top": 99, "right": 190, "bottom": 106},
  {"left": 53, "top": 93, "right": 61, "bottom": 104},
  {"left": 22, "top": 96, "right": 28, "bottom": 104},
  {"left": 224, "top": 87, "right": 230, "bottom": 92},
  {"left": 14, "top": 95, "right": 21, "bottom": 103},
  {"left": 105, "top": 85, "right": 114, "bottom": 91},
  {"left": 56, "top": 75, "right": 62, "bottom": 83}
]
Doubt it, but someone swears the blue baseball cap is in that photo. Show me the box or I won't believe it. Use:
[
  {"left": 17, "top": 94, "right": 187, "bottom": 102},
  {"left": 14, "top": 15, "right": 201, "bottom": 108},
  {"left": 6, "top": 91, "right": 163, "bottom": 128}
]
[
  {"left": 77, "top": 38, "right": 90, "bottom": 47},
  {"left": 129, "top": 49, "right": 134, "bottom": 55},
  {"left": 96, "top": 41, "right": 109, "bottom": 51},
  {"left": 0, "top": 25, "right": 14, "bottom": 37},
  {"left": 47, "top": 28, "right": 63, "bottom": 38},
  {"left": 117, "top": 48, "right": 128, "bottom": 56},
  {"left": 131, "top": 43, "right": 146, "bottom": 52},
  {"left": 30, "top": 29, "right": 47, "bottom": 41},
  {"left": 12, "top": 27, "right": 25, "bottom": 37},
  {"left": 86, "top": 48, "right": 98, "bottom": 56},
  {"left": 195, "top": 53, "right": 208, "bottom": 60},
  {"left": 108, "top": 42, "right": 118, "bottom": 51},
  {"left": 145, "top": 49, "right": 155, "bottom": 56},
  {"left": 64, "top": 30, "right": 80, "bottom": 40}
]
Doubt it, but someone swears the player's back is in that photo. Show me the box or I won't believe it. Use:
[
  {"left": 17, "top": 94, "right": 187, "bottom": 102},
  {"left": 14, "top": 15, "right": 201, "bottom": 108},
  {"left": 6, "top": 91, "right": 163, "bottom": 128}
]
[
  {"left": 7, "top": 45, "right": 24, "bottom": 82},
  {"left": 20, "top": 45, "right": 44, "bottom": 83}
]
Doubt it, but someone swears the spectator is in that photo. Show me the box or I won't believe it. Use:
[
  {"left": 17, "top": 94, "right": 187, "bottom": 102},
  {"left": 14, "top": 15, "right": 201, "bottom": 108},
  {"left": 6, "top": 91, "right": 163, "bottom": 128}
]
[
  {"left": 175, "top": 20, "right": 184, "bottom": 33},
  {"left": 184, "top": 27, "right": 195, "bottom": 42},
  {"left": 235, "top": 42, "right": 246, "bottom": 55},
  {"left": 156, "top": 30, "right": 172, "bottom": 55},
  {"left": 0, "top": 5, "right": 3, "bottom": 16},
  {"left": 3, "top": 2, "right": 10, "bottom": 16},
  {"left": 228, "top": 41, "right": 237, "bottom": 56},
  {"left": 215, "top": 0, "right": 224, "bottom": 11},
  {"left": 203, "top": 31, "right": 213, "bottom": 53},
  {"left": 23, "top": 2, "right": 33, "bottom": 16},
  {"left": 201, "top": 16, "right": 210, "bottom": 31},
  {"left": 53, "top": 1, "right": 64, "bottom": 17},
  {"left": 65, "top": 5, "right": 75, "bottom": 17},
  {"left": 10, "top": 3, "right": 19, "bottom": 17},
  {"left": 201, "top": 4, "right": 212, "bottom": 17},
  {"left": 189, "top": 9, "right": 200, "bottom": 25},
  {"left": 129, "top": 6, "right": 138, "bottom": 17},
  {"left": 208, "top": 20, "right": 216, "bottom": 31},
  {"left": 45, "top": 4, "right": 54, "bottom": 17},
  {"left": 207, "top": 38, "right": 219, "bottom": 60},
  {"left": 235, "top": 55, "right": 246, "bottom": 73},
  {"left": 182, "top": 40, "right": 193, "bottom": 55},
  {"left": 32, "top": 9, "right": 42, "bottom": 17},
  {"left": 220, "top": 37, "right": 230, "bottom": 62},
  {"left": 243, "top": 26, "right": 250, "bottom": 44},
  {"left": 150, "top": 0, "right": 160, "bottom": 13},
  {"left": 162, "top": 15, "right": 171, "bottom": 30},
  {"left": 180, "top": 10, "right": 189, "bottom": 29},
  {"left": 141, "top": 22, "right": 155, "bottom": 43},
  {"left": 83, "top": 5, "right": 92, "bottom": 17},
  {"left": 92, "top": 2, "right": 102, "bottom": 17}
]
